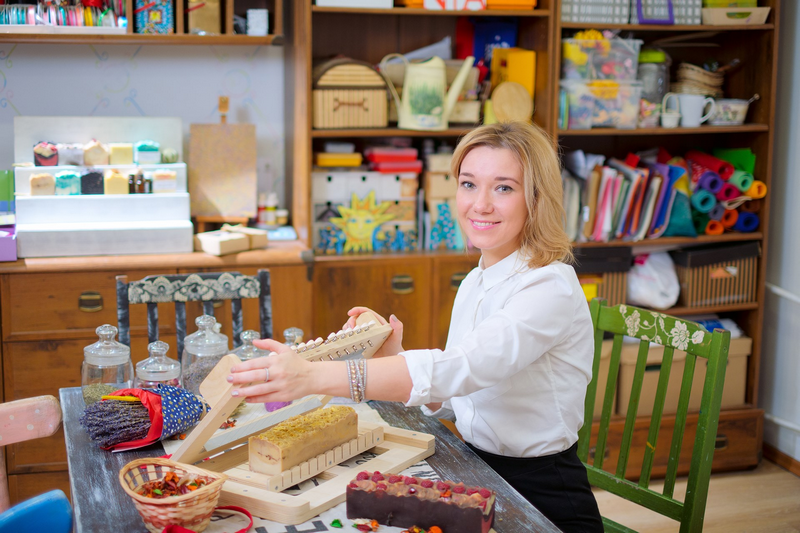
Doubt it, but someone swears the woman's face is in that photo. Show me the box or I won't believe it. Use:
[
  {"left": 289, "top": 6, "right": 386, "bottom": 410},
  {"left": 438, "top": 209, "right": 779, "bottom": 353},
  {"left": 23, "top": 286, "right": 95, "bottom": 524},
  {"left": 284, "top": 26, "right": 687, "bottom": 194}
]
[{"left": 456, "top": 146, "right": 528, "bottom": 268}]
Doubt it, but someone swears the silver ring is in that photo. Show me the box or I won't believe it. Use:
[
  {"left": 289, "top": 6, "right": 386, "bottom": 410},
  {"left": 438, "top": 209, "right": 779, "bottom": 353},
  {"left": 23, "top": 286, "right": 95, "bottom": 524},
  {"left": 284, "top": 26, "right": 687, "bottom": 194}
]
[{"left": 264, "top": 368, "right": 270, "bottom": 382}]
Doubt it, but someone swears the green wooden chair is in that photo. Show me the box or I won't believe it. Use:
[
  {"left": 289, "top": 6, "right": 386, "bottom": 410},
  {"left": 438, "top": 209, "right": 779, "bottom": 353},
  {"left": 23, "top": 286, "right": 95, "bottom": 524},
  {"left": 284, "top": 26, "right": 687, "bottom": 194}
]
[{"left": 578, "top": 299, "right": 731, "bottom": 533}]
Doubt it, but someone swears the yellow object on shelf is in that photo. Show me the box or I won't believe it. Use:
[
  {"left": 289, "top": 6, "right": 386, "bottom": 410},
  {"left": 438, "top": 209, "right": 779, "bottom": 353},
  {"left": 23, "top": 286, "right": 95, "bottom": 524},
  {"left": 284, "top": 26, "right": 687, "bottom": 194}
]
[
  {"left": 315, "top": 152, "right": 363, "bottom": 167},
  {"left": 491, "top": 47, "right": 536, "bottom": 98}
]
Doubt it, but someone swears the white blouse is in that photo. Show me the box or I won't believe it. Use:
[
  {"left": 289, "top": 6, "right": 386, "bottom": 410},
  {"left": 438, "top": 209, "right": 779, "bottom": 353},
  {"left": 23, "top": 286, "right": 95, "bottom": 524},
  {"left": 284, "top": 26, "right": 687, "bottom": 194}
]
[{"left": 400, "top": 250, "right": 595, "bottom": 458}]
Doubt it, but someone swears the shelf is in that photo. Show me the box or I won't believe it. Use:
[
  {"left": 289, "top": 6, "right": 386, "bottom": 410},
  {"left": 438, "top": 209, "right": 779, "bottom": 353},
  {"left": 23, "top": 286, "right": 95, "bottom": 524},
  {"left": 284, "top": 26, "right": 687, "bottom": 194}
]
[
  {"left": 576, "top": 233, "right": 763, "bottom": 248},
  {"left": 0, "top": 33, "right": 283, "bottom": 45},
  {"left": 312, "top": 7, "right": 549, "bottom": 17},
  {"left": 312, "top": 127, "right": 473, "bottom": 138},
  {"left": 558, "top": 124, "right": 769, "bottom": 136},
  {"left": 560, "top": 22, "right": 773, "bottom": 31},
  {"left": 663, "top": 302, "right": 759, "bottom": 317}
]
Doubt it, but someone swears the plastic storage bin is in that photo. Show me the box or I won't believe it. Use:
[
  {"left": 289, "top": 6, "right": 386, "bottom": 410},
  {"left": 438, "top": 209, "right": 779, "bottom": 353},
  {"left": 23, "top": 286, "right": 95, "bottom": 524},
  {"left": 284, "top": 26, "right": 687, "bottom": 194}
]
[
  {"left": 562, "top": 80, "right": 642, "bottom": 129},
  {"left": 560, "top": 80, "right": 595, "bottom": 130},
  {"left": 561, "top": 0, "right": 630, "bottom": 24},
  {"left": 562, "top": 38, "right": 643, "bottom": 81}
]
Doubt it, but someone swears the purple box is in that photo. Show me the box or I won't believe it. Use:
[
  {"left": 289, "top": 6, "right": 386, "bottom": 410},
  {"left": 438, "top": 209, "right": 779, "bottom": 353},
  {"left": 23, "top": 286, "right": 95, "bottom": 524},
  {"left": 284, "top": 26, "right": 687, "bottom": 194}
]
[{"left": 0, "top": 226, "right": 17, "bottom": 262}]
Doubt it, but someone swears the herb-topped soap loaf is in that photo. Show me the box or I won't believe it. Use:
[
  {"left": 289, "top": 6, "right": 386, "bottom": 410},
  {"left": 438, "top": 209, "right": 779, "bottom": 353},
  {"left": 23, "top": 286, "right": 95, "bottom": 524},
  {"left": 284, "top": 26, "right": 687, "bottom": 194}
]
[{"left": 346, "top": 471, "right": 496, "bottom": 533}]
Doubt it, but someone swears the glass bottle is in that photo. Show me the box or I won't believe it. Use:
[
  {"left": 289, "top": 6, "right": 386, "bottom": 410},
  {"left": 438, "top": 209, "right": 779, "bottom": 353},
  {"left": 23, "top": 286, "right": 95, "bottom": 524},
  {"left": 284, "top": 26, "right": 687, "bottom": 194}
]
[
  {"left": 637, "top": 48, "right": 670, "bottom": 128},
  {"left": 134, "top": 340, "right": 181, "bottom": 388},
  {"left": 128, "top": 173, "right": 136, "bottom": 194},
  {"left": 135, "top": 170, "right": 146, "bottom": 194},
  {"left": 232, "top": 330, "right": 270, "bottom": 361},
  {"left": 181, "top": 315, "right": 230, "bottom": 395},
  {"left": 283, "top": 327, "right": 304, "bottom": 346},
  {"left": 81, "top": 324, "right": 133, "bottom": 405}
]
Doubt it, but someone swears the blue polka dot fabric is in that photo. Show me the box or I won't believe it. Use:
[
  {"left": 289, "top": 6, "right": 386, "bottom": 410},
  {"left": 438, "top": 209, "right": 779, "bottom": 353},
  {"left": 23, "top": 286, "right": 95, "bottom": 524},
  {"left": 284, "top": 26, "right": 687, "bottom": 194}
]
[{"left": 151, "top": 385, "right": 207, "bottom": 439}]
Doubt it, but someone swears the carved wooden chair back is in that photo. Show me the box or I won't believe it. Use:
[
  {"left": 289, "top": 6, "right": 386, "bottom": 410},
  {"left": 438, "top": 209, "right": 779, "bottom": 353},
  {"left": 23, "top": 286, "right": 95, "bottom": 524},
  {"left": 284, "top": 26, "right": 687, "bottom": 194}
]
[
  {"left": 578, "top": 299, "right": 730, "bottom": 533},
  {"left": 116, "top": 270, "right": 272, "bottom": 356}
]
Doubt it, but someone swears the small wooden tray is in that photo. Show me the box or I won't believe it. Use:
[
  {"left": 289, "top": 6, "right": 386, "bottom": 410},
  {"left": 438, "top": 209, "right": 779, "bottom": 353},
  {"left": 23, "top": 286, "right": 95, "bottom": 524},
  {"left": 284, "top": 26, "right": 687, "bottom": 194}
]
[{"left": 216, "top": 422, "right": 435, "bottom": 525}]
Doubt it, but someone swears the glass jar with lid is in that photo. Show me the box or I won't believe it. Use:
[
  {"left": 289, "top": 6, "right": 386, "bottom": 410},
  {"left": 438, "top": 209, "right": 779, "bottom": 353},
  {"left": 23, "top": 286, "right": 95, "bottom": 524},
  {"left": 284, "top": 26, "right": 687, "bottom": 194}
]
[
  {"left": 81, "top": 324, "right": 133, "bottom": 405},
  {"left": 637, "top": 48, "right": 671, "bottom": 128},
  {"left": 181, "top": 315, "right": 229, "bottom": 395},
  {"left": 134, "top": 340, "right": 181, "bottom": 389},
  {"left": 283, "top": 327, "right": 304, "bottom": 346},
  {"left": 233, "top": 330, "right": 270, "bottom": 362}
]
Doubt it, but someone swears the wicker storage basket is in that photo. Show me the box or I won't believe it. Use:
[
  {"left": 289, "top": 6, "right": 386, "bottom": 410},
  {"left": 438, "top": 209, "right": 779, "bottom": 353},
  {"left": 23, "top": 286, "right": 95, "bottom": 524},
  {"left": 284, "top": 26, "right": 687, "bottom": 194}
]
[
  {"left": 119, "top": 458, "right": 228, "bottom": 533},
  {"left": 312, "top": 57, "right": 389, "bottom": 129},
  {"left": 677, "top": 63, "right": 723, "bottom": 87}
]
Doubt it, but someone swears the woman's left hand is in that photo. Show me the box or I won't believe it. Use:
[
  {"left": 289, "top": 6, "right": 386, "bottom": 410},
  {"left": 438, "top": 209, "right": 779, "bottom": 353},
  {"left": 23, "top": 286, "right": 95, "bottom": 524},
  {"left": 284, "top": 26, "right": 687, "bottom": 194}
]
[{"left": 228, "top": 338, "right": 315, "bottom": 403}]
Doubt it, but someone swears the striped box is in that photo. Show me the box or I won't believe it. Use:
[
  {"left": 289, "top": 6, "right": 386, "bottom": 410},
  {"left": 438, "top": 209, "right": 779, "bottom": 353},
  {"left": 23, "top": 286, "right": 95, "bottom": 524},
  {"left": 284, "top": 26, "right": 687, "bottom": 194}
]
[
  {"left": 671, "top": 242, "right": 759, "bottom": 308},
  {"left": 312, "top": 58, "right": 388, "bottom": 129}
]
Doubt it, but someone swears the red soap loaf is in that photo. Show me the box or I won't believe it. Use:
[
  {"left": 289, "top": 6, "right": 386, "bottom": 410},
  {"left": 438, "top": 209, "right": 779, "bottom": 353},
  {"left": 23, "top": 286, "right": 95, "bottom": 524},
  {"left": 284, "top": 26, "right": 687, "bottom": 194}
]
[{"left": 346, "top": 471, "right": 495, "bottom": 533}]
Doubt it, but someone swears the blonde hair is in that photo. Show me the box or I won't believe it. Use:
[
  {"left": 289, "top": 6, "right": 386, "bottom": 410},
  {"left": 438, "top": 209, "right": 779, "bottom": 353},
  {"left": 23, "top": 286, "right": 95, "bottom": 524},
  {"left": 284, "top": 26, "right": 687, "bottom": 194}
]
[{"left": 451, "top": 122, "right": 574, "bottom": 268}]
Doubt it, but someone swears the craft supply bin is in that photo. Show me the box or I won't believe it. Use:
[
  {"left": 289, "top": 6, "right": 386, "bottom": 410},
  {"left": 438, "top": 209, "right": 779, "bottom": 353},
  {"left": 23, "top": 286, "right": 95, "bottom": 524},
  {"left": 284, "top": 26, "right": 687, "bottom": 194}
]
[
  {"left": 561, "top": 38, "right": 643, "bottom": 81},
  {"left": 671, "top": 242, "right": 760, "bottom": 308},
  {"left": 561, "top": 80, "right": 642, "bottom": 129}
]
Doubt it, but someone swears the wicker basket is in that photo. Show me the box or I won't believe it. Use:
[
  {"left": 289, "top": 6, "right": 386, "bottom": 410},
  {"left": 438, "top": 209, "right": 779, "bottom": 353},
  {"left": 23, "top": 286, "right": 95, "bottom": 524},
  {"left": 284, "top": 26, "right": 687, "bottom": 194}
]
[
  {"left": 677, "top": 62, "right": 724, "bottom": 88},
  {"left": 119, "top": 458, "right": 228, "bottom": 533}
]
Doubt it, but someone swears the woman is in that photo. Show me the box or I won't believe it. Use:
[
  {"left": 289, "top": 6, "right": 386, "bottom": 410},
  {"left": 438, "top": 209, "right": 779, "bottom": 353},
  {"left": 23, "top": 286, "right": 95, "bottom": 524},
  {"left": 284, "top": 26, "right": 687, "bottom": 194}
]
[{"left": 228, "top": 122, "right": 603, "bottom": 532}]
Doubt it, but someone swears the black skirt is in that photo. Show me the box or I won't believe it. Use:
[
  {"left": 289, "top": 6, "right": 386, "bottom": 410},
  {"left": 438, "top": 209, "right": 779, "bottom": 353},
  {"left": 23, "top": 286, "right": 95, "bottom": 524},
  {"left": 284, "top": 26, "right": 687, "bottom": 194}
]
[{"left": 467, "top": 441, "right": 604, "bottom": 533}]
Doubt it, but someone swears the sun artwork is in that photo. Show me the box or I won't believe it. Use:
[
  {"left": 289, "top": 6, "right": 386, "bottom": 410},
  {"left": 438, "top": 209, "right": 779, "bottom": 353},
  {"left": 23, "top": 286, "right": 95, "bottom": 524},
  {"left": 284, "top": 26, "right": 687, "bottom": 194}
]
[{"left": 330, "top": 191, "right": 396, "bottom": 253}]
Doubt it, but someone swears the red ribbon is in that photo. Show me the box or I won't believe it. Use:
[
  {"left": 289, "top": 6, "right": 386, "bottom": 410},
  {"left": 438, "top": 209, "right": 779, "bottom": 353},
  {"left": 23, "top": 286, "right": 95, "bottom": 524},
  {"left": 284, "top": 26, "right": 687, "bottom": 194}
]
[{"left": 103, "top": 388, "right": 164, "bottom": 452}]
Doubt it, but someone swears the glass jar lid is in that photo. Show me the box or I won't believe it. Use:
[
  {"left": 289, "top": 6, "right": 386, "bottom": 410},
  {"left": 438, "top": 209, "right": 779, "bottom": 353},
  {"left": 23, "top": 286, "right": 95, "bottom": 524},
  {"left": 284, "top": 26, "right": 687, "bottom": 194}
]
[
  {"left": 137, "top": 340, "right": 181, "bottom": 382},
  {"left": 233, "top": 330, "right": 270, "bottom": 361},
  {"left": 184, "top": 315, "right": 229, "bottom": 356},
  {"left": 83, "top": 324, "right": 131, "bottom": 366}
]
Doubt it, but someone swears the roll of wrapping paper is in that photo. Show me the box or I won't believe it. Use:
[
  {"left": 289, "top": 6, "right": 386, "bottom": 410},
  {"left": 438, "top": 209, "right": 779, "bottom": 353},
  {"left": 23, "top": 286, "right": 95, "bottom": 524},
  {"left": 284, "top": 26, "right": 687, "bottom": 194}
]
[
  {"left": 741, "top": 199, "right": 762, "bottom": 213},
  {"left": 708, "top": 202, "right": 725, "bottom": 221},
  {"left": 693, "top": 211, "right": 710, "bottom": 234},
  {"left": 691, "top": 189, "right": 717, "bottom": 213},
  {"left": 686, "top": 150, "right": 735, "bottom": 180},
  {"left": 716, "top": 182, "right": 740, "bottom": 202},
  {"left": 721, "top": 209, "right": 739, "bottom": 229},
  {"left": 721, "top": 196, "right": 752, "bottom": 210},
  {"left": 705, "top": 220, "right": 725, "bottom": 236},
  {"left": 729, "top": 170, "right": 755, "bottom": 193},
  {"left": 697, "top": 171, "right": 724, "bottom": 194},
  {"left": 733, "top": 212, "right": 760, "bottom": 232},
  {"left": 746, "top": 180, "right": 768, "bottom": 199}
]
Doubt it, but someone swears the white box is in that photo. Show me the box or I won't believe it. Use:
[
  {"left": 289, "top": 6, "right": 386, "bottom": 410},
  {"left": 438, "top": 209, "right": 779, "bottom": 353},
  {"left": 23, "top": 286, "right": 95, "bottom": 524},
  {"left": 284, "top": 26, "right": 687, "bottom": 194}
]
[
  {"left": 14, "top": 163, "right": 188, "bottom": 195},
  {"left": 14, "top": 193, "right": 190, "bottom": 225},
  {"left": 246, "top": 9, "right": 269, "bottom": 36},
  {"left": 16, "top": 220, "right": 194, "bottom": 258}
]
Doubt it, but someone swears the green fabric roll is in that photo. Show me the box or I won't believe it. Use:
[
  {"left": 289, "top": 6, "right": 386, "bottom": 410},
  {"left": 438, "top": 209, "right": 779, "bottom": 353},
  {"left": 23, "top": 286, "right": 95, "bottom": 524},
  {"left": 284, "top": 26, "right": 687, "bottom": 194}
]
[
  {"left": 692, "top": 211, "right": 711, "bottom": 235},
  {"left": 729, "top": 170, "right": 754, "bottom": 193}
]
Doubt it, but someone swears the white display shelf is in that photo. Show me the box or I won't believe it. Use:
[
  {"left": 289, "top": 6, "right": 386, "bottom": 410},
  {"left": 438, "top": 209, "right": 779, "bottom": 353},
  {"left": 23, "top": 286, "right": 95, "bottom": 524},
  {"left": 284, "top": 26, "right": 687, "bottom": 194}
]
[
  {"left": 13, "top": 163, "right": 187, "bottom": 195},
  {"left": 16, "top": 220, "right": 194, "bottom": 258},
  {"left": 15, "top": 192, "right": 190, "bottom": 225}
]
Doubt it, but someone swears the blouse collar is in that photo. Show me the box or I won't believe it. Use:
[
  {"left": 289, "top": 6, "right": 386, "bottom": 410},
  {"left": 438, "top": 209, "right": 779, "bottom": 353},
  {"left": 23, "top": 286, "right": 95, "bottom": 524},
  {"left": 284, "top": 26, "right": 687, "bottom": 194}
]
[{"left": 479, "top": 250, "right": 528, "bottom": 290}]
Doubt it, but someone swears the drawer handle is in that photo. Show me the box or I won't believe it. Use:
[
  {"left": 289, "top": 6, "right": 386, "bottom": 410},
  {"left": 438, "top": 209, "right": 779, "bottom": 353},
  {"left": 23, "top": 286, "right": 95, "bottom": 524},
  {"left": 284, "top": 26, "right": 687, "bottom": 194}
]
[
  {"left": 715, "top": 434, "right": 728, "bottom": 450},
  {"left": 213, "top": 300, "right": 223, "bottom": 309},
  {"left": 450, "top": 272, "right": 468, "bottom": 291},
  {"left": 79, "top": 291, "right": 103, "bottom": 313},
  {"left": 391, "top": 275, "right": 414, "bottom": 295}
]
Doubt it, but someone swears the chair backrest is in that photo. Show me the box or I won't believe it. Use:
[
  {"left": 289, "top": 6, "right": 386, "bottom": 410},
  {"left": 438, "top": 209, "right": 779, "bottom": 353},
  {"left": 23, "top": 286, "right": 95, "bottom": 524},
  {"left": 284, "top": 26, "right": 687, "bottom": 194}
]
[
  {"left": 0, "top": 396, "right": 62, "bottom": 512},
  {"left": 116, "top": 270, "right": 272, "bottom": 357},
  {"left": 578, "top": 299, "right": 730, "bottom": 533}
]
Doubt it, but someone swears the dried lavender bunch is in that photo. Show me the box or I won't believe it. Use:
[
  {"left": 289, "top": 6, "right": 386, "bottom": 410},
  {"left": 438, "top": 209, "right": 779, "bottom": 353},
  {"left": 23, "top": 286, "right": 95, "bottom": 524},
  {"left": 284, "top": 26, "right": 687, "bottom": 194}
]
[{"left": 79, "top": 399, "right": 150, "bottom": 448}]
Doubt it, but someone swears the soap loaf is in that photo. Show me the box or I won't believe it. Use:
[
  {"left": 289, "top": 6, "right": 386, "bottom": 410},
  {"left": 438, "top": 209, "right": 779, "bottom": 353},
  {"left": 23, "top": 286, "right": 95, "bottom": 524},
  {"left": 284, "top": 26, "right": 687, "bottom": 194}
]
[
  {"left": 109, "top": 143, "right": 134, "bottom": 165},
  {"left": 30, "top": 173, "right": 55, "bottom": 195},
  {"left": 346, "top": 472, "right": 496, "bottom": 533},
  {"left": 249, "top": 405, "right": 358, "bottom": 476},
  {"left": 33, "top": 141, "right": 58, "bottom": 166},
  {"left": 84, "top": 140, "right": 110, "bottom": 166},
  {"left": 55, "top": 171, "right": 81, "bottom": 195}
]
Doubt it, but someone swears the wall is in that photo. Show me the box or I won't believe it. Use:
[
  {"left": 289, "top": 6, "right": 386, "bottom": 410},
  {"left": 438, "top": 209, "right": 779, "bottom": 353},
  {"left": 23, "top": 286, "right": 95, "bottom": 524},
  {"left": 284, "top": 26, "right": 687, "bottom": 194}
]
[
  {"left": 0, "top": 43, "right": 286, "bottom": 205},
  {"left": 760, "top": 0, "right": 800, "bottom": 463}
]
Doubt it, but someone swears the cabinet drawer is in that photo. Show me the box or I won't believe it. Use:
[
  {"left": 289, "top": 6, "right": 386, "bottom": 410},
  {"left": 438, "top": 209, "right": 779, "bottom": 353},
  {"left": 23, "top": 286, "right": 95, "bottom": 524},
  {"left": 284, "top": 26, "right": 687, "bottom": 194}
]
[
  {"left": 4, "top": 336, "right": 155, "bottom": 474},
  {"left": 586, "top": 408, "right": 763, "bottom": 480},
  {"left": 313, "top": 259, "right": 432, "bottom": 350},
  {"left": 8, "top": 471, "right": 70, "bottom": 507},
  {"left": 431, "top": 256, "right": 478, "bottom": 349},
  {"left": 2, "top": 270, "right": 178, "bottom": 341}
]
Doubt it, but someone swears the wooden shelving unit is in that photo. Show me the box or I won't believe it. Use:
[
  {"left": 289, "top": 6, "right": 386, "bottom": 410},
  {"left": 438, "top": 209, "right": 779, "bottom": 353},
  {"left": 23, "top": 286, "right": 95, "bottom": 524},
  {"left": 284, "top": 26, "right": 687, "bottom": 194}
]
[
  {"left": 311, "top": 6, "right": 550, "bottom": 16},
  {"left": 558, "top": 124, "right": 769, "bottom": 136},
  {"left": 560, "top": 22, "right": 774, "bottom": 31}
]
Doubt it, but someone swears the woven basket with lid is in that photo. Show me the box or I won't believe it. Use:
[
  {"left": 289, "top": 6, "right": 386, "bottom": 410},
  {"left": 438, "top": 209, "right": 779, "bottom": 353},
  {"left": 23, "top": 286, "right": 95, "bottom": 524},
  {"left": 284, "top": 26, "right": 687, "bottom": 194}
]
[{"left": 119, "top": 457, "right": 228, "bottom": 533}]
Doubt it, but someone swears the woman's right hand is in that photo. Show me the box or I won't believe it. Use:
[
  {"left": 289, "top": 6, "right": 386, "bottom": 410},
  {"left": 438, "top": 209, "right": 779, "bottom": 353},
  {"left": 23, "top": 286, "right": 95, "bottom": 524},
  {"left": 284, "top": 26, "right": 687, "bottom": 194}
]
[{"left": 346, "top": 306, "right": 405, "bottom": 357}]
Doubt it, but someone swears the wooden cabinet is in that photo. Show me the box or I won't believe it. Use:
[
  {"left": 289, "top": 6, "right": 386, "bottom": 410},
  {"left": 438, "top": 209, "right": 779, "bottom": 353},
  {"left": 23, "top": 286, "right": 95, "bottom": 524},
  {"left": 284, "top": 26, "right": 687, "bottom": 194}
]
[
  {"left": 431, "top": 255, "right": 479, "bottom": 349},
  {"left": 0, "top": 248, "right": 308, "bottom": 505},
  {"left": 312, "top": 257, "right": 433, "bottom": 350}
]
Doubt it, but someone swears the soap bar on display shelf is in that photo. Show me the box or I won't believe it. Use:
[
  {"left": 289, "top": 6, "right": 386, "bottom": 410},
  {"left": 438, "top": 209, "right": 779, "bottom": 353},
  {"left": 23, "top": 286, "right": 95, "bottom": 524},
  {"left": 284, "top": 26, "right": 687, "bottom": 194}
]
[
  {"left": 84, "top": 140, "right": 110, "bottom": 166},
  {"left": 33, "top": 141, "right": 58, "bottom": 166},
  {"left": 56, "top": 143, "right": 84, "bottom": 166},
  {"left": 109, "top": 143, "right": 134, "bottom": 165},
  {"left": 220, "top": 223, "right": 268, "bottom": 249},
  {"left": 30, "top": 173, "right": 55, "bottom": 196},
  {"left": 152, "top": 169, "right": 177, "bottom": 193},
  {"left": 194, "top": 230, "right": 249, "bottom": 256},
  {"left": 55, "top": 171, "right": 81, "bottom": 195},
  {"left": 104, "top": 170, "right": 129, "bottom": 195},
  {"left": 135, "top": 141, "right": 161, "bottom": 164},
  {"left": 81, "top": 172, "right": 105, "bottom": 195}
]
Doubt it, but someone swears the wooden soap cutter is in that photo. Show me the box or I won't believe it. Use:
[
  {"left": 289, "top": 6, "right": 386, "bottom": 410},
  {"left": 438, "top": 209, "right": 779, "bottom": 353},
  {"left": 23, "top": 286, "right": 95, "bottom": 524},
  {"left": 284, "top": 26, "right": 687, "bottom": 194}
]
[{"left": 168, "top": 311, "right": 436, "bottom": 524}]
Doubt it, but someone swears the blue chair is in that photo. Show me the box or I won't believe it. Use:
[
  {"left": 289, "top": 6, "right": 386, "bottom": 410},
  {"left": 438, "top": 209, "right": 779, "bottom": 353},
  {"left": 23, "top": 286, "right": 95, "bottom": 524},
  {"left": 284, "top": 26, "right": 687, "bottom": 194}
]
[{"left": 0, "top": 395, "right": 72, "bottom": 533}]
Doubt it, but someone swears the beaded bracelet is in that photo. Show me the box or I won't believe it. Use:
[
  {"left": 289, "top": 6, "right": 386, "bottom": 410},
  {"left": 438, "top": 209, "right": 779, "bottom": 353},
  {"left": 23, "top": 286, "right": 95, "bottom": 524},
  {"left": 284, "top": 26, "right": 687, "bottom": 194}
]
[
  {"left": 347, "top": 360, "right": 361, "bottom": 403},
  {"left": 346, "top": 359, "right": 368, "bottom": 403}
]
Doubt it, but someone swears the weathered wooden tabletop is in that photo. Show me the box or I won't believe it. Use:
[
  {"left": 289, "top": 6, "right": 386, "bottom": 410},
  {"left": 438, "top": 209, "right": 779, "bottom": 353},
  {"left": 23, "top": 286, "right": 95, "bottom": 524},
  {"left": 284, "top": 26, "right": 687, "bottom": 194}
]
[{"left": 61, "top": 387, "right": 559, "bottom": 533}]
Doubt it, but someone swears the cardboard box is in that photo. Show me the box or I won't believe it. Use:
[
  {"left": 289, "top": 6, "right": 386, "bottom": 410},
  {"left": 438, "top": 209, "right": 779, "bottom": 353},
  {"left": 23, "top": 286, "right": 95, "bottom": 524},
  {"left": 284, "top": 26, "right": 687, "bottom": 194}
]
[
  {"left": 618, "top": 336, "right": 752, "bottom": 418},
  {"left": 424, "top": 172, "right": 457, "bottom": 200},
  {"left": 220, "top": 224, "right": 269, "bottom": 249}
]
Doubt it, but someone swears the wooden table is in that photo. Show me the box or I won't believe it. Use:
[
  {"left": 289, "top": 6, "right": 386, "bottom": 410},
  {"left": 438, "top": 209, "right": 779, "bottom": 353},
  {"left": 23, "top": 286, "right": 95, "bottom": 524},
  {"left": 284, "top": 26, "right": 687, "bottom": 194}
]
[{"left": 60, "top": 387, "right": 559, "bottom": 533}]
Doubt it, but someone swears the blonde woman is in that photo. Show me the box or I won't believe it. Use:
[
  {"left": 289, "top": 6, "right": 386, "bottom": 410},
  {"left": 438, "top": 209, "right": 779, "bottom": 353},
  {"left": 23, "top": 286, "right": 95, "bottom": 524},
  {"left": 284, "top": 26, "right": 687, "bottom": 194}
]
[{"left": 229, "top": 122, "right": 603, "bottom": 532}]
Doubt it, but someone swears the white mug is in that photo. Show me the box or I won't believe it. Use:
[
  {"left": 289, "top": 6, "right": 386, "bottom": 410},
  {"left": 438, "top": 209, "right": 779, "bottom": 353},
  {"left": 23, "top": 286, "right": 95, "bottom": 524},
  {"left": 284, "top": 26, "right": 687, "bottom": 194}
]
[{"left": 662, "top": 92, "right": 716, "bottom": 128}]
